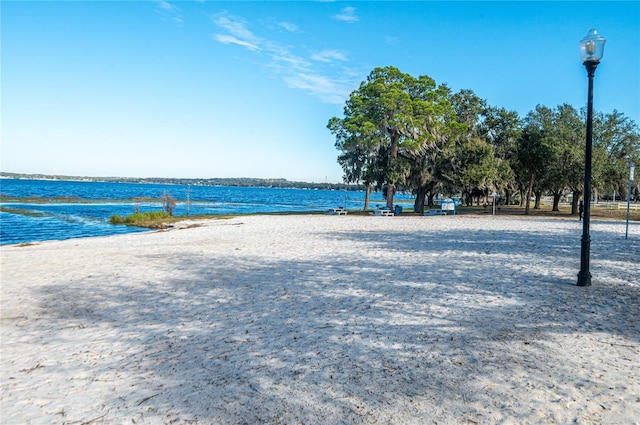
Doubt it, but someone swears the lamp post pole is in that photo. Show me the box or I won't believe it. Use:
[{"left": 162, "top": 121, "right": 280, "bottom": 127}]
[
  {"left": 492, "top": 191, "right": 498, "bottom": 216},
  {"left": 577, "top": 29, "right": 605, "bottom": 287},
  {"left": 577, "top": 61, "right": 597, "bottom": 286},
  {"left": 626, "top": 163, "right": 636, "bottom": 240}
]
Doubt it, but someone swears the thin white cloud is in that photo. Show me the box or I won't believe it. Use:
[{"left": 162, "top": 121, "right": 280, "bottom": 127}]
[
  {"left": 213, "top": 34, "right": 260, "bottom": 51},
  {"left": 155, "top": 0, "right": 174, "bottom": 11},
  {"left": 153, "top": 0, "right": 183, "bottom": 24},
  {"left": 212, "top": 11, "right": 356, "bottom": 105},
  {"left": 284, "top": 73, "right": 349, "bottom": 104},
  {"left": 212, "top": 12, "right": 264, "bottom": 52},
  {"left": 311, "top": 49, "right": 348, "bottom": 63},
  {"left": 278, "top": 21, "right": 299, "bottom": 32},
  {"left": 267, "top": 47, "right": 311, "bottom": 71},
  {"left": 333, "top": 7, "right": 359, "bottom": 23}
]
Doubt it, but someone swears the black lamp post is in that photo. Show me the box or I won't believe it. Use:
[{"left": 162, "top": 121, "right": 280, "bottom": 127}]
[
  {"left": 626, "top": 163, "right": 636, "bottom": 240},
  {"left": 577, "top": 29, "right": 606, "bottom": 287}
]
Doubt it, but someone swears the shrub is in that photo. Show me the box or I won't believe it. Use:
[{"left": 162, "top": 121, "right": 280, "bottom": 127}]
[
  {"left": 109, "top": 211, "right": 169, "bottom": 226},
  {"left": 109, "top": 214, "right": 127, "bottom": 225},
  {"left": 161, "top": 192, "right": 176, "bottom": 216}
]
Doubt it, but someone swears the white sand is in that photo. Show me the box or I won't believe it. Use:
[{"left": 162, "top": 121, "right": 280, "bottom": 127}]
[{"left": 1, "top": 214, "right": 639, "bottom": 424}]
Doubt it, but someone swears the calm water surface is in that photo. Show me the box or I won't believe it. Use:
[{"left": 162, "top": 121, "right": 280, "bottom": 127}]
[{"left": 0, "top": 179, "right": 412, "bottom": 245}]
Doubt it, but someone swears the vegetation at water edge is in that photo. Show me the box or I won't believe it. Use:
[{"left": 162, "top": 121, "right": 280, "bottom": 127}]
[{"left": 109, "top": 211, "right": 170, "bottom": 227}]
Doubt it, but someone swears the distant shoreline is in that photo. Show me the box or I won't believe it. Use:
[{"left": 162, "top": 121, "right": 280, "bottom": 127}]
[{"left": 0, "top": 172, "right": 364, "bottom": 191}]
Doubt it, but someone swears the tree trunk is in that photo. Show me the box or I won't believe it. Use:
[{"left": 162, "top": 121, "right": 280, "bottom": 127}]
[
  {"left": 525, "top": 169, "right": 535, "bottom": 215},
  {"left": 504, "top": 189, "right": 512, "bottom": 206},
  {"left": 363, "top": 183, "right": 371, "bottom": 211},
  {"left": 534, "top": 189, "right": 542, "bottom": 209},
  {"left": 427, "top": 193, "right": 436, "bottom": 208},
  {"left": 386, "top": 185, "right": 395, "bottom": 210},
  {"left": 571, "top": 190, "right": 581, "bottom": 215},
  {"left": 465, "top": 191, "right": 472, "bottom": 206},
  {"left": 552, "top": 191, "right": 561, "bottom": 211},
  {"left": 414, "top": 187, "right": 428, "bottom": 214},
  {"left": 518, "top": 187, "right": 525, "bottom": 207},
  {"left": 386, "top": 134, "right": 399, "bottom": 209}
]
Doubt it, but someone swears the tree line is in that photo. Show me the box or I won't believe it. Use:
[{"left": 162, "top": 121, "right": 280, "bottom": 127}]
[
  {"left": 0, "top": 173, "right": 365, "bottom": 192},
  {"left": 328, "top": 66, "right": 640, "bottom": 214}
]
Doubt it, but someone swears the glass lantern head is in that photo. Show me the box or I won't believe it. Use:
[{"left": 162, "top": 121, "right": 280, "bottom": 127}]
[{"left": 579, "top": 29, "right": 606, "bottom": 63}]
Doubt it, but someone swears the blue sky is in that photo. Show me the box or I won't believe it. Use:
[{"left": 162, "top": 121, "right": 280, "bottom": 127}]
[{"left": 2, "top": 1, "right": 639, "bottom": 183}]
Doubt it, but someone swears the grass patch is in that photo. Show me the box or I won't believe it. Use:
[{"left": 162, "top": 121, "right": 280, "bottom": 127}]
[
  {"left": 109, "top": 211, "right": 171, "bottom": 227},
  {"left": 0, "top": 206, "right": 50, "bottom": 217},
  {"left": 109, "top": 212, "right": 234, "bottom": 228}
]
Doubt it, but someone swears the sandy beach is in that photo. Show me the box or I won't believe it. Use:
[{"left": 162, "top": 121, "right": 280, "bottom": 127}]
[{"left": 1, "top": 214, "right": 639, "bottom": 424}]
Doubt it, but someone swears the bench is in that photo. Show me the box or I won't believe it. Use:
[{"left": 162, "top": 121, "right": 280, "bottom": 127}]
[
  {"left": 325, "top": 208, "right": 348, "bottom": 215},
  {"left": 370, "top": 209, "right": 394, "bottom": 216}
]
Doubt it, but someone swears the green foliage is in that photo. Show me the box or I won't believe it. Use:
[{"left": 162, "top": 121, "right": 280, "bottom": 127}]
[
  {"left": 592, "top": 110, "right": 640, "bottom": 196},
  {"left": 480, "top": 107, "right": 522, "bottom": 203},
  {"left": 442, "top": 89, "right": 502, "bottom": 206},
  {"left": 109, "top": 211, "right": 169, "bottom": 226},
  {"left": 331, "top": 65, "right": 639, "bottom": 215},
  {"left": 329, "top": 66, "right": 457, "bottom": 209},
  {"left": 455, "top": 138, "right": 498, "bottom": 195}
]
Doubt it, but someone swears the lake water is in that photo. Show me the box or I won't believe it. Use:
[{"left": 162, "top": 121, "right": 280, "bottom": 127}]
[{"left": 0, "top": 179, "right": 411, "bottom": 245}]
